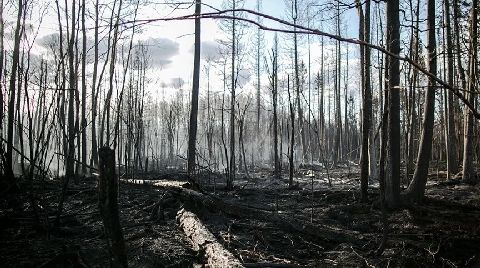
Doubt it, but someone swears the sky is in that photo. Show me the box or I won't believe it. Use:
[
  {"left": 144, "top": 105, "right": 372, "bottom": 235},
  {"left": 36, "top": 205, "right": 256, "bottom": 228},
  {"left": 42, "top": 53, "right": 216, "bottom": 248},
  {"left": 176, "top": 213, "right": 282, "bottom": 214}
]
[{"left": 3, "top": 0, "right": 361, "bottom": 102}]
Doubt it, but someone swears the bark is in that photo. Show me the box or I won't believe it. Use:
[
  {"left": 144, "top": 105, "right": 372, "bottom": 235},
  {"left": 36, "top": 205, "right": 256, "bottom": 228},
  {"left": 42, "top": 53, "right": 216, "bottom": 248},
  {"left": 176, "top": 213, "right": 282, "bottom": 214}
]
[
  {"left": 385, "top": 0, "right": 401, "bottom": 207},
  {"left": 377, "top": 65, "right": 389, "bottom": 254},
  {"left": 406, "top": 0, "right": 420, "bottom": 183},
  {"left": 319, "top": 37, "right": 325, "bottom": 155},
  {"left": 255, "top": 0, "right": 261, "bottom": 158},
  {"left": 66, "top": 0, "right": 77, "bottom": 179},
  {"left": 228, "top": 1, "right": 236, "bottom": 190},
  {"left": 452, "top": 0, "right": 467, "bottom": 91},
  {"left": 272, "top": 35, "right": 280, "bottom": 180},
  {"left": 461, "top": 0, "right": 477, "bottom": 183},
  {"left": 177, "top": 209, "right": 244, "bottom": 268},
  {"left": 356, "top": 0, "right": 370, "bottom": 202},
  {"left": 292, "top": 0, "right": 307, "bottom": 163},
  {"left": 5, "top": 0, "right": 24, "bottom": 179},
  {"left": 187, "top": 0, "right": 201, "bottom": 177},
  {"left": 81, "top": 0, "right": 87, "bottom": 175},
  {"left": 333, "top": 1, "right": 342, "bottom": 165},
  {"left": 404, "top": 0, "right": 437, "bottom": 201},
  {"left": 287, "top": 75, "right": 295, "bottom": 187},
  {"left": 98, "top": 147, "right": 128, "bottom": 268},
  {"left": 0, "top": 0, "right": 4, "bottom": 132},
  {"left": 90, "top": 0, "right": 99, "bottom": 169},
  {"left": 443, "top": 0, "right": 458, "bottom": 177},
  {"left": 364, "top": 0, "right": 374, "bottom": 181}
]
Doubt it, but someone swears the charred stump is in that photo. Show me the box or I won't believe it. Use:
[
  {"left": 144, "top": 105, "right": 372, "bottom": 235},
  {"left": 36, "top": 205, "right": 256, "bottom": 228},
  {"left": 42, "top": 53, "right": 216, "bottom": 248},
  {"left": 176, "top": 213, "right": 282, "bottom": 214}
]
[{"left": 98, "top": 147, "right": 128, "bottom": 268}]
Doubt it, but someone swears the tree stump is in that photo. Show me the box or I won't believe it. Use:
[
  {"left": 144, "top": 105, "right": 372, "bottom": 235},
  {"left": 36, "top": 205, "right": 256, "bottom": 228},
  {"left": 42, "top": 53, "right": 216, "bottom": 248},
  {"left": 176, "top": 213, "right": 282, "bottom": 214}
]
[{"left": 98, "top": 147, "right": 128, "bottom": 268}]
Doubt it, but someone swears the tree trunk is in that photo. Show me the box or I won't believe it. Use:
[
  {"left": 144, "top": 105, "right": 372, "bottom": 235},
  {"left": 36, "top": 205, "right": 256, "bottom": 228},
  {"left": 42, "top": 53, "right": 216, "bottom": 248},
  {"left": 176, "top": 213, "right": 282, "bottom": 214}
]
[
  {"left": 66, "top": 0, "right": 77, "bottom": 179},
  {"left": 287, "top": 75, "right": 295, "bottom": 188},
  {"left": 90, "top": 0, "right": 99, "bottom": 169},
  {"left": 357, "top": 0, "right": 371, "bottom": 202},
  {"left": 255, "top": 0, "right": 262, "bottom": 167},
  {"left": 187, "top": 0, "right": 201, "bottom": 177},
  {"left": 461, "top": 0, "right": 477, "bottom": 183},
  {"left": 5, "top": 0, "right": 23, "bottom": 179},
  {"left": 98, "top": 147, "right": 128, "bottom": 268},
  {"left": 0, "top": 0, "right": 4, "bottom": 134},
  {"left": 443, "top": 0, "right": 459, "bottom": 178},
  {"left": 333, "top": 1, "right": 342, "bottom": 165},
  {"left": 227, "top": 1, "right": 236, "bottom": 190},
  {"left": 404, "top": 0, "right": 437, "bottom": 201},
  {"left": 452, "top": 0, "right": 467, "bottom": 91},
  {"left": 272, "top": 35, "right": 280, "bottom": 180},
  {"left": 292, "top": 0, "right": 307, "bottom": 164},
  {"left": 406, "top": 0, "right": 420, "bottom": 183},
  {"left": 81, "top": 0, "right": 87, "bottom": 175},
  {"left": 385, "top": 0, "right": 401, "bottom": 207}
]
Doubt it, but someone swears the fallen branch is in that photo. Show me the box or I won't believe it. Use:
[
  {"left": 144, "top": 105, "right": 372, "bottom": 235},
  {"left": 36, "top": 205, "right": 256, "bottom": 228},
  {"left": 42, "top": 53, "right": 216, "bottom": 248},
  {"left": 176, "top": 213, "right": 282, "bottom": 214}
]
[{"left": 176, "top": 208, "right": 244, "bottom": 268}]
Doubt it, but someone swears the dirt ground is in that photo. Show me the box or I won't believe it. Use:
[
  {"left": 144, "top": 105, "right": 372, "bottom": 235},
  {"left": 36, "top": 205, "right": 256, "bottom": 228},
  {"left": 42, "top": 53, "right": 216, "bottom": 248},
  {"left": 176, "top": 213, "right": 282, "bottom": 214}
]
[{"left": 1, "top": 166, "right": 479, "bottom": 267}]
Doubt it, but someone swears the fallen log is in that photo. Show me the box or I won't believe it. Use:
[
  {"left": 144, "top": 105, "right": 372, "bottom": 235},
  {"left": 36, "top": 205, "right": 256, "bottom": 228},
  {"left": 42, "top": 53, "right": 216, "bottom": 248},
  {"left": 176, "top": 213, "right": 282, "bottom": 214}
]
[
  {"left": 176, "top": 208, "right": 244, "bottom": 268},
  {"left": 169, "top": 186, "right": 360, "bottom": 244}
]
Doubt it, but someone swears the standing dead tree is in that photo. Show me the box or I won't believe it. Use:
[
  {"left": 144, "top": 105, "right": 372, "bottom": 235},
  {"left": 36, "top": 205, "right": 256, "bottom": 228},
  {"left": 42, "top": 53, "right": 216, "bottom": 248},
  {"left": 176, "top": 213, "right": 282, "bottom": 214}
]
[
  {"left": 187, "top": 0, "right": 202, "bottom": 178},
  {"left": 98, "top": 147, "right": 128, "bottom": 268}
]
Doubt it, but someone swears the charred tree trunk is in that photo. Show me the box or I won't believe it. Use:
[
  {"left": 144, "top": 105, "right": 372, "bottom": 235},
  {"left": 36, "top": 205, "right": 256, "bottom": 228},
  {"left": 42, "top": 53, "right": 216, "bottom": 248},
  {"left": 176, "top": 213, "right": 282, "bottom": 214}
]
[
  {"left": 453, "top": 0, "right": 467, "bottom": 91},
  {"left": 272, "top": 35, "right": 280, "bottom": 180},
  {"left": 333, "top": 1, "right": 342, "bottom": 165},
  {"left": 405, "top": 0, "right": 437, "bottom": 201},
  {"left": 90, "top": 0, "right": 99, "bottom": 169},
  {"left": 227, "top": 1, "right": 236, "bottom": 191},
  {"left": 98, "top": 147, "right": 128, "bottom": 268},
  {"left": 385, "top": 0, "right": 401, "bottom": 207},
  {"left": 81, "top": 0, "right": 87, "bottom": 175},
  {"left": 461, "top": 1, "right": 477, "bottom": 183},
  {"left": 5, "top": 0, "right": 23, "bottom": 180},
  {"left": 443, "top": 0, "right": 459, "bottom": 178},
  {"left": 0, "top": 0, "right": 4, "bottom": 136},
  {"left": 287, "top": 75, "right": 295, "bottom": 188},
  {"left": 406, "top": 0, "right": 420, "bottom": 183},
  {"left": 187, "top": 0, "right": 201, "bottom": 178},
  {"left": 357, "top": 0, "right": 371, "bottom": 202}
]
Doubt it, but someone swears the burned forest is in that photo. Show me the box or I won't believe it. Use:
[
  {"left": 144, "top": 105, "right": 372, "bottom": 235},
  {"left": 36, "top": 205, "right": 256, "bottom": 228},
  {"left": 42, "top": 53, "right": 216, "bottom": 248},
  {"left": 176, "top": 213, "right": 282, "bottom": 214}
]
[{"left": 1, "top": 0, "right": 480, "bottom": 267}]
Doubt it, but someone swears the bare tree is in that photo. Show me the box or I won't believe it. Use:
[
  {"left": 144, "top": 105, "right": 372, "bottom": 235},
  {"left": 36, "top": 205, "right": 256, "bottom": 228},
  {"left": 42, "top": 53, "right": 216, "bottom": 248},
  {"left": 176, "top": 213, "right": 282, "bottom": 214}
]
[
  {"left": 0, "top": 0, "right": 4, "bottom": 135},
  {"left": 443, "top": 0, "right": 459, "bottom": 178},
  {"left": 404, "top": 0, "right": 437, "bottom": 200},
  {"left": 461, "top": 0, "right": 477, "bottom": 183},
  {"left": 357, "top": 0, "right": 372, "bottom": 202},
  {"left": 266, "top": 33, "right": 280, "bottom": 180},
  {"left": 385, "top": 0, "right": 401, "bottom": 207},
  {"left": 90, "top": 0, "right": 100, "bottom": 169},
  {"left": 187, "top": 0, "right": 201, "bottom": 178},
  {"left": 5, "top": 0, "right": 24, "bottom": 180},
  {"left": 80, "top": 0, "right": 87, "bottom": 175}
]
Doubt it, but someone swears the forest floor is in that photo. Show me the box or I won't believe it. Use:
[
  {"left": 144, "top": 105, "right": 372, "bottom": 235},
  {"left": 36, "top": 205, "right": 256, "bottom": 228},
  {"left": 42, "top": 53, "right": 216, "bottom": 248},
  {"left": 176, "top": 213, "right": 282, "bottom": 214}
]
[{"left": 1, "top": 165, "right": 480, "bottom": 267}]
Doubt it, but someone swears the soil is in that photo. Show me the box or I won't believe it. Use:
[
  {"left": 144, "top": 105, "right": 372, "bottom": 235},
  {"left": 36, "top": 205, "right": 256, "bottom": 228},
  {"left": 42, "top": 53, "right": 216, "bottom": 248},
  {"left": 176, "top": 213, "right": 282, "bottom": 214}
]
[{"left": 1, "top": 166, "right": 479, "bottom": 267}]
